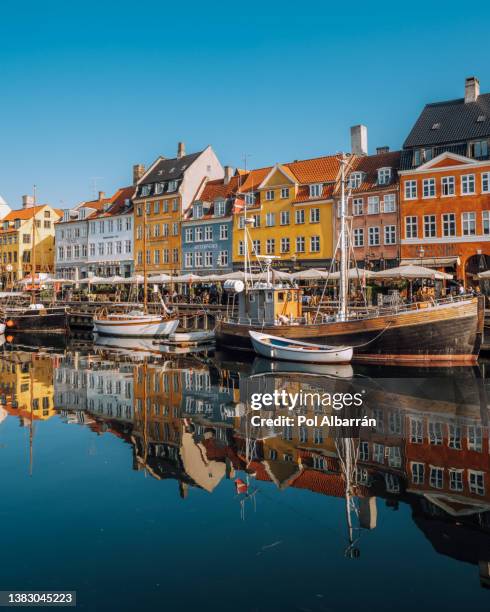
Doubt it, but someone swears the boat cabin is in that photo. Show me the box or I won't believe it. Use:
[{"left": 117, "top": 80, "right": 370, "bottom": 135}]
[{"left": 238, "top": 285, "right": 303, "bottom": 325}]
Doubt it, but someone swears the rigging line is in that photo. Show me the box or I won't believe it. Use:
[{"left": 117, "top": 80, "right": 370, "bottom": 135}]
[{"left": 350, "top": 320, "right": 393, "bottom": 349}]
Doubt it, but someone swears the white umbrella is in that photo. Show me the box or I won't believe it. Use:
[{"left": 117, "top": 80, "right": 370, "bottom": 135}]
[
  {"left": 105, "top": 275, "right": 126, "bottom": 283},
  {"left": 372, "top": 265, "right": 452, "bottom": 280},
  {"left": 43, "top": 277, "right": 76, "bottom": 284},
  {"left": 78, "top": 276, "right": 106, "bottom": 284},
  {"left": 124, "top": 275, "right": 145, "bottom": 284},
  {"left": 148, "top": 273, "right": 173, "bottom": 283},
  {"left": 217, "top": 271, "right": 246, "bottom": 281},
  {"left": 291, "top": 268, "right": 330, "bottom": 280},
  {"left": 328, "top": 268, "right": 376, "bottom": 280}
]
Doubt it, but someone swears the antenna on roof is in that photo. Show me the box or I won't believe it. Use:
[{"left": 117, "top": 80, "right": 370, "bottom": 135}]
[{"left": 90, "top": 177, "right": 104, "bottom": 199}]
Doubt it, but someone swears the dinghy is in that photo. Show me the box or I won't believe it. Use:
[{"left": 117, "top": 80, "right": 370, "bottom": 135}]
[{"left": 249, "top": 330, "right": 353, "bottom": 364}]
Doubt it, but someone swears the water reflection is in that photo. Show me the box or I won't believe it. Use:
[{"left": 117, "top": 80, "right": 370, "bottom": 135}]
[{"left": 1, "top": 343, "right": 490, "bottom": 594}]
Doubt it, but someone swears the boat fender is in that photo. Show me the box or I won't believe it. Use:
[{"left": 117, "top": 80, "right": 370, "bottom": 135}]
[
  {"left": 277, "top": 314, "right": 288, "bottom": 325},
  {"left": 235, "top": 478, "right": 248, "bottom": 495},
  {"left": 6, "top": 320, "right": 14, "bottom": 328}
]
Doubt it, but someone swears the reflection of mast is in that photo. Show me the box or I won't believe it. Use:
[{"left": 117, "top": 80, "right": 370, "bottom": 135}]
[
  {"left": 31, "top": 185, "right": 37, "bottom": 305},
  {"left": 29, "top": 354, "right": 34, "bottom": 476},
  {"left": 336, "top": 437, "right": 360, "bottom": 558},
  {"left": 142, "top": 359, "right": 148, "bottom": 472},
  {"left": 143, "top": 201, "right": 148, "bottom": 313}
]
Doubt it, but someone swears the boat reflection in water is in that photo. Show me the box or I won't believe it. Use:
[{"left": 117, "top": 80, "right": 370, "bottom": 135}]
[{"left": 1, "top": 341, "right": 490, "bottom": 596}]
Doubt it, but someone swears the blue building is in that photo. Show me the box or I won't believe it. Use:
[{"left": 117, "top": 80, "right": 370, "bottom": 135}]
[{"left": 181, "top": 169, "right": 239, "bottom": 275}]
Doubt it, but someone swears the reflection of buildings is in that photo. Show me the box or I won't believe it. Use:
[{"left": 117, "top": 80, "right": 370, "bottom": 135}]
[{"left": 0, "top": 352, "right": 56, "bottom": 423}]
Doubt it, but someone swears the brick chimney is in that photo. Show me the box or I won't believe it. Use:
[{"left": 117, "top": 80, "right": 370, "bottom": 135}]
[
  {"left": 177, "top": 142, "right": 186, "bottom": 159},
  {"left": 351, "top": 125, "right": 368, "bottom": 156},
  {"left": 223, "top": 166, "right": 234, "bottom": 185},
  {"left": 22, "top": 195, "right": 34, "bottom": 209},
  {"left": 133, "top": 164, "right": 146, "bottom": 185},
  {"left": 465, "top": 76, "right": 480, "bottom": 103},
  {"left": 376, "top": 146, "right": 390, "bottom": 154},
  {"left": 98, "top": 191, "right": 105, "bottom": 201}
]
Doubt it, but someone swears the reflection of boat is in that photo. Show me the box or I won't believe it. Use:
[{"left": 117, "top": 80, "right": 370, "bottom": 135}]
[
  {"left": 94, "top": 334, "right": 160, "bottom": 356},
  {"left": 251, "top": 356, "right": 354, "bottom": 379},
  {"left": 159, "top": 330, "right": 215, "bottom": 346},
  {"left": 249, "top": 330, "right": 352, "bottom": 364},
  {"left": 93, "top": 310, "right": 179, "bottom": 338}
]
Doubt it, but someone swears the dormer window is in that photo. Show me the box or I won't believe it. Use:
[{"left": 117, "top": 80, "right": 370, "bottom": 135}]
[
  {"left": 469, "top": 140, "right": 489, "bottom": 159},
  {"left": 309, "top": 183, "right": 322, "bottom": 198},
  {"left": 14, "top": 219, "right": 21, "bottom": 229},
  {"left": 431, "top": 122, "right": 440, "bottom": 130},
  {"left": 378, "top": 168, "right": 392, "bottom": 185},
  {"left": 477, "top": 115, "right": 486, "bottom": 123},
  {"left": 168, "top": 180, "right": 178, "bottom": 192},
  {"left": 141, "top": 185, "right": 151, "bottom": 197},
  {"left": 3, "top": 221, "right": 8, "bottom": 231},
  {"left": 348, "top": 172, "right": 364, "bottom": 189},
  {"left": 155, "top": 183, "right": 164, "bottom": 195},
  {"left": 245, "top": 193, "right": 255, "bottom": 206},
  {"left": 214, "top": 199, "right": 225, "bottom": 217},
  {"left": 193, "top": 202, "right": 203, "bottom": 219}
]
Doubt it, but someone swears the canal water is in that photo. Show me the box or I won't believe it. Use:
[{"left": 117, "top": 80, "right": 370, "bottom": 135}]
[{"left": 0, "top": 336, "right": 489, "bottom": 611}]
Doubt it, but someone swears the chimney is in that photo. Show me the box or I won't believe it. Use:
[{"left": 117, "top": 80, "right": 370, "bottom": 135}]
[
  {"left": 177, "top": 142, "right": 186, "bottom": 159},
  {"left": 465, "top": 76, "right": 480, "bottom": 103},
  {"left": 133, "top": 163, "right": 146, "bottom": 185},
  {"left": 98, "top": 191, "right": 105, "bottom": 201},
  {"left": 376, "top": 146, "right": 390, "bottom": 155},
  {"left": 223, "top": 166, "right": 234, "bottom": 185},
  {"left": 351, "top": 125, "right": 368, "bottom": 156},
  {"left": 22, "top": 195, "right": 34, "bottom": 209}
]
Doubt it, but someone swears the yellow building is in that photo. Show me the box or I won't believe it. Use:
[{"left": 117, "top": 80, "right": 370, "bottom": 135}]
[
  {"left": 233, "top": 155, "right": 346, "bottom": 269},
  {"left": 133, "top": 144, "right": 223, "bottom": 275},
  {"left": 0, "top": 202, "right": 62, "bottom": 289}
]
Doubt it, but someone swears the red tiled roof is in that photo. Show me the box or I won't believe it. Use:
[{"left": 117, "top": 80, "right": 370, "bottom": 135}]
[
  {"left": 348, "top": 151, "right": 401, "bottom": 194},
  {"left": 292, "top": 183, "right": 335, "bottom": 203},
  {"left": 2, "top": 204, "right": 60, "bottom": 222},
  {"left": 199, "top": 175, "right": 243, "bottom": 202},
  {"left": 285, "top": 154, "right": 341, "bottom": 183}
]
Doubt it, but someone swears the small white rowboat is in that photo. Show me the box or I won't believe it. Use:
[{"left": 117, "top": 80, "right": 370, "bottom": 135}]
[{"left": 249, "top": 331, "right": 353, "bottom": 364}]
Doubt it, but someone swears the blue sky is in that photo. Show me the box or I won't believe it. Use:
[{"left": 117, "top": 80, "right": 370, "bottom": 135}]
[{"left": 1, "top": 0, "right": 489, "bottom": 208}]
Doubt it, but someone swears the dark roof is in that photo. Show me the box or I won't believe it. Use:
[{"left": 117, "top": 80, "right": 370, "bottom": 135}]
[
  {"left": 348, "top": 151, "right": 401, "bottom": 193},
  {"left": 140, "top": 151, "right": 203, "bottom": 185},
  {"left": 403, "top": 93, "right": 490, "bottom": 148}
]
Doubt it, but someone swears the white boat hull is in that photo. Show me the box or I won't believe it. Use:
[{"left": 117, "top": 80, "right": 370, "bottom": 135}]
[
  {"left": 93, "top": 316, "right": 179, "bottom": 338},
  {"left": 249, "top": 331, "right": 353, "bottom": 364},
  {"left": 0, "top": 323, "right": 5, "bottom": 335}
]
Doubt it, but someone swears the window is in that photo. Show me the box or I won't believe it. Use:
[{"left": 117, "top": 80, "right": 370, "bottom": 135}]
[
  {"left": 252, "top": 214, "right": 260, "bottom": 228},
  {"left": 449, "top": 469, "right": 463, "bottom": 492},
  {"left": 125, "top": 240, "right": 131, "bottom": 254},
  {"left": 153, "top": 224, "right": 160, "bottom": 238},
  {"left": 348, "top": 172, "right": 363, "bottom": 189},
  {"left": 280, "top": 237, "right": 290, "bottom": 253},
  {"left": 195, "top": 227, "right": 203, "bottom": 242},
  {"left": 281, "top": 188, "right": 289, "bottom": 199},
  {"left": 423, "top": 178, "right": 436, "bottom": 198},
  {"left": 185, "top": 228, "right": 193, "bottom": 243},
  {"left": 359, "top": 441, "right": 369, "bottom": 461},
  {"left": 368, "top": 226, "right": 380, "bottom": 246},
  {"left": 57, "top": 247, "right": 64, "bottom": 260},
  {"left": 424, "top": 215, "right": 436, "bottom": 237},
  {"left": 184, "top": 252, "right": 193, "bottom": 268},
  {"left": 310, "top": 208, "right": 320, "bottom": 223},
  {"left": 172, "top": 199, "right": 179, "bottom": 212},
  {"left": 462, "top": 212, "right": 476, "bottom": 236},
  {"left": 266, "top": 239, "right": 275, "bottom": 255},
  {"left": 116, "top": 241, "right": 122, "bottom": 254},
  {"left": 89, "top": 243, "right": 95, "bottom": 256},
  {"left": 219, "top": 224, "right": 228, "bottom": 240},
  {"left": 194, "top": 252, "right": 203, "bottom": 268},
  {"left": 468, "top": 425, "right": 482, "bottom": 452},
  {"left": 428, "top": 421, "right": 443, "bottom": 445},
  {"left": 193, "top": 203, "right": 203, "bottom": 218},
  {"left": 352, "top": 198, "right": 363, "bottom": 215},
  {"left": 173, "top": 248, "right": 178, "bottom": 263},
  {"left": 483, "top": 211, "right": 490, "bottom": 235},
  {"left": 384, "top": 225, "right": 396, "bottom": 245},
  {"left": 238, "top": 216, "right": 245, "bottom": 229},
  {"left": 265, "top": 190, "right": 275, "bottom": 201},
  {"left": 266, "top": 212, "right": 275, "bottom": 227},
  {"left": 98, "top": 243, "right": 104, "bottom": 256},
  {"left": 238, "top": 241, "right": 244, "bottom": 256},
  {"left": 310, "top": 236, "right": 320, "bottom": 252},
  {"left": 442, "top": 213, "right": 456, "bottom": 237},
  {"left": 429, "top": 466, "right": 444, "bottom": 489},
  {"left": 141, "top": 185, "right": 150, "bottom": 197},
  {"left": 405, "top": 216, "right": 418, "bottom": 238},
  {"left": 295, "top": 209, "right": 305, "bottom": 224},
  {"left": 461, "top": 174, "right": 475, "bottom": 194},
  {"left": 309, "top": 184, "right": 322, "bottom": 198},
  {"left": 163, "top": 200, "right": 168, "bottom": 213},
  {"left": 245, "top": 193, "right": 255, "bottom": 206},
  {"left": 383, "top": 194, "right": 396, "bottom": 212},
  {"left": 442, "top": 176, "right": 455, "bottom": 196},
  {"left": 204, "top": 252, "right": 213, "bottom": 267},
  {"left": 378, "top": 167, "right": 392, "bottom": 185},
  {"left": 468, "top": 470, "right": 485, "bottom": 496},
  {"left": 482, "top": 172, "right": 490, "bottom": 193},
  {"left": 168, "top": 180, "right": 178, "bottom": 192},
  {"left": 280, "top": 211, "right": 290, "bottom": 225},
  {"left": 296, "top": 236, "right": 305, "bottom": 253},
  {"left": 313, "top": 428, "right": 323, "bottom": 444},
  {"left": 214, "top": 199, "right": 225, "bottom": 216},
  {"left": 353, "top": 228, "right": 364, "bottom": 247},
  {"left": 252, "top": 240, "right": 261, "bottom": 255},
  {"left": 205, "top": 226, "right": 213, "bottom": 241},
  {"left": 154, "top": 249, "right": 160, "bottom": 265},
  {"left": 470, "top": 140, "right": 489, "bottom": 158},
  {"left": 448, "top": 424, "right": 462, "bottom": 449},
  {"left": 172, "top": 222, "right": 179, "bottom": 236},
  {"left": 367, "top": 196, "right": 379, "bottom": 214},
  {"left": 299, "top": 426, "right": 308, "bottom": 444},
  {"left": 404, "top": 180, "right": 417, "bottom": 199},
  {"left": 410, "top": 418, "right": 423, "bottom": 443},
  {"left": 218, "top": 250, "right": 228, "bottom": 266},
  {"left": 162, "top": 223, "right": 169, "bottom": 237},
  {"left": 411, "top": 462, "right": 425, "bottom": 485},
  {"left": 373, "top": 443, "right": 384, "bottom": 463},
  {"left": 388, "top": 446, "right": 401, "bottom": 468}
]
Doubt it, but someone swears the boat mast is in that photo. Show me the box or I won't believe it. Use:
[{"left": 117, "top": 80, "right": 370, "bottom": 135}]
[
  {"left": 339, "top": 157, "right": 348, "bottom": 321},
  {"left": 31, "top": 185, "right": 37, "bottom": 305},
  {"left": 143, "top": 200, "right": 148, "bottom": 313}
]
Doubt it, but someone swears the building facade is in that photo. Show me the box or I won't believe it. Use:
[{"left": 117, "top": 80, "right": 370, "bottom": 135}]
[
  {"left": 133, "top": 143, "right": 224, "bottom": 276},
  {"left": 400, "top": 76, "right": 490, "bottom": 281},
  {"left": 181, "top": 168, "right": 238, "bottom": 274},
  {"left": 0, "top": 199, "right": 62, "bottom": 289}
]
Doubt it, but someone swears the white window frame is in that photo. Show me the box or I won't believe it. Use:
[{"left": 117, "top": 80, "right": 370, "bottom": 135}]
[
  {"left": 353, "top": 228, "right": 364, "bottom": 247},
  {"left": 265, "top": 190, "right": 275, "bottom": 201},
  {"left": 378, "top": 167, "right": 392, "bottom": 185},
  {"left": 441, "top": 176, "right": 455, "bottom": 197},
  {"left": 367, "top": 196, "right": 380, "bottom": 215},
  {"left": 462, "top": 211, "right": 476, "bottom": 236},
  {"left": 352, "top": 198, "right": 363, "bottom": 215},
  {"left": 310, "top": 235, "right": 320, "bottom": 253},
  {"left": 442, "top": 213, "right": 456, "bottom": 237},
  {"left": 423, "top": 214, "right": 436, "bottom": 238},
  {"left": 310, "top": 208, "right": 320, "bottom": 223},
  {"left": 309, "top": 183, "right": 322, "bottom": 198},
  {"left": 422, "top": 178, "right": 436, "bottom": 198},
  {"left": 404, "top": 180, "right": 417, "bottom": 200},
  {"left": 383, "top": 194, "right": 396, "bottom": 213},
  {"left": 461, "top": 174, "right": 475, "bottom": 195},
  {"left": 405, "top": 216, "right": 418, "bottom": 239},
  {"left": 482, "top": 172, "right": 490, "bottom": 194},
  {"left": 384, "top": 225, "right": 396, "bottom": 245},
  {"left": 295, "top": 209, "right": 305, "bottom": 224},
  {"left": 368, "top": 226, "right": 380, "bottom": 246}
]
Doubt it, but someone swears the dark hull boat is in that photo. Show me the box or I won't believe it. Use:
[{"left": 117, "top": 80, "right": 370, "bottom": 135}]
[
  {"left": 2, "top": 306, "right": 69, "bottom": 335},
  {"left": 216, "top": 297, "right": 484, "bottom": 365}
]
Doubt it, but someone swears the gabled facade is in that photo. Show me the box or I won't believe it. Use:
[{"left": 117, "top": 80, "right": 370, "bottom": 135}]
[
  {"left": 0, "top": 201, "right": 62, "bottom": 289},
  {"left": 399, "top": 152, "right": 490, "bottom": 281},
  {"left": 232, "top": 155, "right": 342, "bottom": 270},
  {"left": 133, "top": 143, "right": 224, "bottom": 275},
  {"left": 181, "top": 168, "right": 239, "bottom": 274},
  {"left": 335, "top": 150, "right": 401, "bottom": 270}
]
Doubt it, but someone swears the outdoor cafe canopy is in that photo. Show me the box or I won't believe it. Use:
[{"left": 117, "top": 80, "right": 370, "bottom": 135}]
[{"left": 372, "top": 265, "right": 453, "bottom": 281}]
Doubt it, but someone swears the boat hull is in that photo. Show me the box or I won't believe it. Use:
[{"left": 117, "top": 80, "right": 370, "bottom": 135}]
[
  {"left": 93, "top": 316, "right": 179, "bottom": 338},
  {"left": 249, "top": 331, "right": 353, "bottom": 364},
  {"left": 216, "top": 297, "right": 484, "bottom": 364},
  {"left": 2, "top": 307, "right": 69, "bottom": 334}
]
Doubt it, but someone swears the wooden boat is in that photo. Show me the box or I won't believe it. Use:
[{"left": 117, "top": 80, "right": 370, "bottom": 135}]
[
  {"left": 93, "top": 310, "right": 178, "bottom": 338},
  {"left": 249, "top": 331, "right": 353, "bottom": 363},
  {"left": 159, "top": 330, "right": 215, "bottom": 346},
  {"left": 2, "top": 304, "right": 69, "bottom": 334}
]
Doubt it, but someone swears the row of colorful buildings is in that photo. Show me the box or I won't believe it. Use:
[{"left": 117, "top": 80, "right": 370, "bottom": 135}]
[{"left": 1, "top": 76, "right": 490, "bottom": 288}]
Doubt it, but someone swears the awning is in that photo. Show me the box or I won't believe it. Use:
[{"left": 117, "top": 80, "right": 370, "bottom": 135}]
[{"left": 401, "top": 256, "right": 460, "bottom": 268}]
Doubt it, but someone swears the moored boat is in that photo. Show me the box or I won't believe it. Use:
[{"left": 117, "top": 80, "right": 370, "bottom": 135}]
[
  {"left": 249, "top": 330, "right": 353, "bottom": 364},
  {"left": 1, "top": 304, "right": 69, "bottom": 334},
  {"left": 93, "top": 310, "right": 179, "bottom": 338}
]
